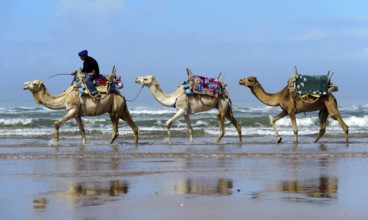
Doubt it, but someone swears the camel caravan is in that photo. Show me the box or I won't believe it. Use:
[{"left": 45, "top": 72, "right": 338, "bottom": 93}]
[{"left": 24, "top": 66, "right": 348, "bottom": 145}]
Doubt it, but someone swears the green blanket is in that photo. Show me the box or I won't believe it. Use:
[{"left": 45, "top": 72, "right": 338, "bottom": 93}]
[{"left": 297, "top": 74, "right": 329, "bottom": 95}]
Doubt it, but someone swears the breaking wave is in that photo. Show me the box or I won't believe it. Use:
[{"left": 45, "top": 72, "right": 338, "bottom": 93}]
[{"left": 0, "top": 103, "right": 367, "bottom": 139}]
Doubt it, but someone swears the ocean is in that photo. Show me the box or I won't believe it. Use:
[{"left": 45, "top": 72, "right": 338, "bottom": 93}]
[{"left": 0, "top": 100, "right": 367, "bottom": 145}]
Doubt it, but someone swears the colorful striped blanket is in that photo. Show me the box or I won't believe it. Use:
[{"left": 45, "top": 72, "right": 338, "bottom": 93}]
[{"left": 183, "top": 75, "right": 223, "bottom": 97}]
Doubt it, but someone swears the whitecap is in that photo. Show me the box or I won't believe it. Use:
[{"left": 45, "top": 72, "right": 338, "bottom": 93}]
[
  {"left": 0, "top": 118, "right": 33, "bottom": 125},
  {"left": 331, "top": 115, "right": 368, "bottom": 127}
]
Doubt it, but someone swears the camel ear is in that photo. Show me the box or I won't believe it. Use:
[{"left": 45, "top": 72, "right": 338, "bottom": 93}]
[
  {"left": 38, "top": 80, "right": 44, "bottom": 88},
  {"left": 33, "top": 80, "right": 43, "bottom": 89}
]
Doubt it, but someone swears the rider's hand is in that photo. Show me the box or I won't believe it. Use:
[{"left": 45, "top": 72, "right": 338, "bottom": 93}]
[{"left": 70, "top": 70, "right": 77, "bottom": 75}]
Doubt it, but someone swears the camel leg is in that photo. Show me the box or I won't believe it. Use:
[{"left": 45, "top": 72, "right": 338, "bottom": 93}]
[
  {"left": 325, "top": 97, "right": 349, "bottom": 142},
  {"left": 289, "top": 113, "right": 299, "bottom": 143},
  {"left": 166, "top": 109, "right": 185, "bottom": 142},
  {"left": 315, "top": 108, "right": 328, "bottom": 143},
  {"left": 225, "top": 105, "right": 242, "bottom": 143},
  {"left": 120, "top": 113, "right": 138, "bottom": 145},
  {"left": 120, "top": 102, "right": 139, "bottom": 145},
  {"left": 75, "top": 116, "right": 86, "bottom": 145},
  {"left": 54, "top": 108, "right": 78, "bottom": 145},
  {"left": 184, "top": 115, "right": 193, "bottom": 142},
  {"left": 270, "top": 111, "right": 288, "bottom": 143},
  {"left": 110, "top": 116, "right": 119, "bottom": 144},
  {"left": 216, "top": 111, "right": 226, "bottom": 142}
]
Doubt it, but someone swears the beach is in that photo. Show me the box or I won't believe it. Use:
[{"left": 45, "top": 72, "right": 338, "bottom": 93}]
[
  {"left": 1, "top": 136, "right": 368, "bottom": 220},
  {"left": 1, "top": 102, "right": 368, "bottom": 219}
]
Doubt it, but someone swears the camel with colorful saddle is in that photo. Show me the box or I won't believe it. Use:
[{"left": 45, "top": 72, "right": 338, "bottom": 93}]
[
  {"left": 23, "top": 66, "right": 138, "bottom": 145},
  {"left": 135, "top": 68, "right": 242, "bottom": 143}
]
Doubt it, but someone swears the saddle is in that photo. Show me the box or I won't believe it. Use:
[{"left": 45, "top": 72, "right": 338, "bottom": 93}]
[
  {"left": 289, "top": 66, "right": 338, "bottom": 99},
  {"left": 76, "top": 66, "right": 123, "bottom": 95},
  {"left": 182, "top": 68, "right": 225, "bottom": 98}
]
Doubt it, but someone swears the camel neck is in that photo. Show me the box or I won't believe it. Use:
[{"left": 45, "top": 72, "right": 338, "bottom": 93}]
[
  {"left": 251, "top": 82, "right": 287, "bottom": 106},
  {"left": 149, "top": 82, "right": 184, "bottom": 107},
  {"left": 33, "top": 85, "right": 70, "bottom": 110}
]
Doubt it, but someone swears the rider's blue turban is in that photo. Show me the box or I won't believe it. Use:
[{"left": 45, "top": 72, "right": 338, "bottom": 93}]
[{"left": 78, "top": 50, "right": 88, "bottom": 56}]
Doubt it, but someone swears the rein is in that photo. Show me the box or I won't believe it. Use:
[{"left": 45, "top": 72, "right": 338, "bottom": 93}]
[
  {"left": 126, "top": 84, "right": 145, "bottom": 102},
  {"left": 49, "top": 73, "right": 70, "bottom": 78}
]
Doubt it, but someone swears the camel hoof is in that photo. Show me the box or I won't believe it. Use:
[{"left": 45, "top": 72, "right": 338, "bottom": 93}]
[{"left": 277, "top": 137, "right": 282, "bottom": 143}]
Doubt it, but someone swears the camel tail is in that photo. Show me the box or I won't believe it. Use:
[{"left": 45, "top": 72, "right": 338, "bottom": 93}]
[
  {"left": 119, "top": 95, "right": 139, "bottom": 144},
  {"left": 227, "top": 98, "right": 239, "bottom": 120},
  {"left": 121, "top": 96, "right": 130, "bottom": 114}
]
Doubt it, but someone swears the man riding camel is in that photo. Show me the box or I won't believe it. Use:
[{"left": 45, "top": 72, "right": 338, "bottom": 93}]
[{"left": 70, "top": 50, "right": 100, "bottom": 98}]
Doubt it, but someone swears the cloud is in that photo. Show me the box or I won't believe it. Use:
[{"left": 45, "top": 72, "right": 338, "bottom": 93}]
[
  {"left": 338, "top": 47, "right": 368, "bottom": 60},
  {"left": 339, "top": 27, "right": 368, "bottom": 39},
  {"left": 137, "top": 0, "right": 167, "bottom": 16},
  {"left": 55, "top": 0, "right": 125, "bottom": 16},
  {"left": 222, "top": 29, "right": 331, "bottom": 44},
  {"left": 292, "top": 29, "right": 331, "bottom": 41}
]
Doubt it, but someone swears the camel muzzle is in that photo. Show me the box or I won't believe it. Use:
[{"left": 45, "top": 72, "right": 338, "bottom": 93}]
[
  {"left": 135, "top": 78, "right": 143, "bottom": 85},
  {"left": 23, "top": 83, "right": 30, "bottom": 90}
]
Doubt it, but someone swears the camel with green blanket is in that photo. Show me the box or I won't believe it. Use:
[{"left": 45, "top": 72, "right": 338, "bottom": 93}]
[{"left": 239, "top": 67, "right": 348, "bottom": 143}]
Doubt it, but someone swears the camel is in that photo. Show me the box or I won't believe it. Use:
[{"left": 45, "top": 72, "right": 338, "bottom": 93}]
[
  {"left": 135, "top": 70, "right": 242, "bottom": 143},
  {"left": 23, "top": 79, "right": 138, "bottom": 145},
  {"left": 239, "top": 74, "right": 348, "bottom": 143}
]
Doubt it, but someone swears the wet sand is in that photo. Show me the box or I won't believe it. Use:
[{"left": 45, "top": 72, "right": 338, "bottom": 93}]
[{"left": 1, "top": 137, "right": 368, "bottom": 220}]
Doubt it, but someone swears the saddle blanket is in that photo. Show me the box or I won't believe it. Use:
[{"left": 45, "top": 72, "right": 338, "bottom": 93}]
[
  {"left": 77, "top": 74, "right": 123, "bottom": 95},
  {"left": 183, "top": 75, "right": 223, "bottom": 97},
  {"left": 296, "top": 74, "right": 329, "bottom": 96}
]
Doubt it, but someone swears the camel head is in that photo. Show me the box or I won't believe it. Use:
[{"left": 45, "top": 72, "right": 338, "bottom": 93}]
[
  {"left": 239, "top": 77, "right": 258, "bottom": 88},
  {"left": 23, "top": 80, "right": 45, "bottom": 93},
  {"left": 135, "top": 75, "right": 157, "bottom": 87}
]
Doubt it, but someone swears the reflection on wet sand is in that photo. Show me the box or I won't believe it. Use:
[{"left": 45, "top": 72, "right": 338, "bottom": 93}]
[
  {"left": 267, "top": 176, "right": 338, "bottom": 202},
  {"left": 33, "top": 180, "right": 129, "bottom": 210},
  {"left": 33, "top": 198, "right": 49, "bottom": 213},
  {"left": 175, "top": 178, "right": 233, "bottom": 195},
  {"left": 64, "top": 180, "right": 129, "bottom": 197},
  {"left": 252, "top": 157, "right": 338, "bottom": 203}
]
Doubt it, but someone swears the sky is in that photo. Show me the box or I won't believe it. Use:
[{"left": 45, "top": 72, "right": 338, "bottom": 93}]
[{"left": 1, "top": 0, "right": 368, "bottom": 105}]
